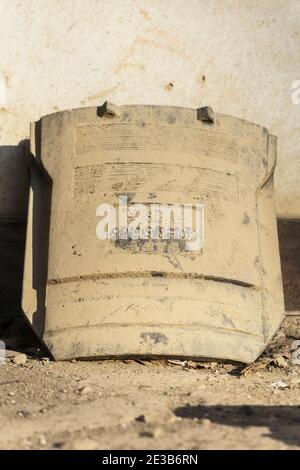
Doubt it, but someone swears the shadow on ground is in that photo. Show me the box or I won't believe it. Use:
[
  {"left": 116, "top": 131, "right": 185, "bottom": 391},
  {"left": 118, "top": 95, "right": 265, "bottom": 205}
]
[{"left": 174, "top": 404, "right": 300, "bottom": 447}]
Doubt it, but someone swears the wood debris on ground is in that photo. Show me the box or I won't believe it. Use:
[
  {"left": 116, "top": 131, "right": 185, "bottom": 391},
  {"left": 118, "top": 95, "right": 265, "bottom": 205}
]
[{"left": 240, "top": 354, "right": 291, "bottom": 376}]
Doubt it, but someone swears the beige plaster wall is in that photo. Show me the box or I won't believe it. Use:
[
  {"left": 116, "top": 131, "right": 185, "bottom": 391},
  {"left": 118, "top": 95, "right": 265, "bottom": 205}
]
[{"left": 0, "top": 0, "right": 299, "bottom": 217}]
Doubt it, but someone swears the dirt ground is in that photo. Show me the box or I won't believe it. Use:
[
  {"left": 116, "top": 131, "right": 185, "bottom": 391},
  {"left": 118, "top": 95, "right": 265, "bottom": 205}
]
[{"left": 0, "top": 335, "right": 299, "bottom": 451}]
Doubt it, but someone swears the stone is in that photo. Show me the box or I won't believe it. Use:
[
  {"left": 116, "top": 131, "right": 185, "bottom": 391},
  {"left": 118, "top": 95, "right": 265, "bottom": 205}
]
[
  {"left": 271, "top": 381, "right": 289, "bottom": 390},
  {"left": 283, "top": 315, "right": 300, "bottom": 339},
  {"left": 39, "top": 435, "right": 47, "bottom": 446},
  {"left": 78, "top": 386, "right": 93, "bottom": 395},
  {"left": 12, "top": 352, "right": 27, "bottom": 365}
]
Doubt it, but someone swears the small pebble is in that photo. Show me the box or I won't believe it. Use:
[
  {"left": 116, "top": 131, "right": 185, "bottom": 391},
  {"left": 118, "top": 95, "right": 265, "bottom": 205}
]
[
  {"left": 79, "top": 386, "right": 93, "bottom": 395},
  {"left": 12, "top": 353, "right": 27, "bottom": 365},
  {"left": 39, "top": 435, "right": 47, "bottom": 446}
]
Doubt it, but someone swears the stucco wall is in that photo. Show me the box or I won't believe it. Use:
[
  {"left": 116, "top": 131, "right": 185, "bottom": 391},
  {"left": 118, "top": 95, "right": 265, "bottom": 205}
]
[{"left": 0, "top": 0, "right": 299, "bottom": 217}]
